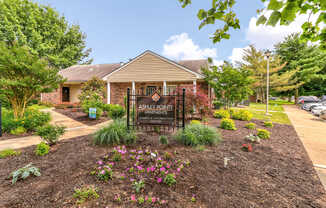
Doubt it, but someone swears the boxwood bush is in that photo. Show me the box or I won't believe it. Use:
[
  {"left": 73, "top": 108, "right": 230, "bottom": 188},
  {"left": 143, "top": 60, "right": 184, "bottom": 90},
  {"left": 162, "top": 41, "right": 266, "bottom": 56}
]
[
  {"left": 108, "top": 104, "right": 125, "bottom": 120},
  {"left": 213, "top": 109, "right": 230, "bottom": 119},
  {"left": 35, "top": 142, "right": 50, "bottom": 156},
  {"left": 93, "top": 119, "right": 136, "bottom": 145},
  {"left": 245, "top": 122, "right": 256, "bottom": 129},
  {"left": 257, "top": 129, "right": 270, "bottom": 139},
  {"left": 220, "top": 118, "right": 237, "bottom": 130},
  {"left": 231, "top": 109, "right": 253, "bottom": 121},
  {"left": 264, "top": 121, "right": 274, "bottom": 128},
  {"left": 174, "top": 123, "right": 222, "bottom": 146}
]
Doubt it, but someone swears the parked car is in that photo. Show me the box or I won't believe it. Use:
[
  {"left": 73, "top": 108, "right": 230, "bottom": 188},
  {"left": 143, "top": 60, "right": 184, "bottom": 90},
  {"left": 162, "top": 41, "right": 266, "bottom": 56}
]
[
  {"left": 320, "top": 110, "right": 326, "bottom": 120},
  {"left": 306, "top": 100, "right": 326, "bottom": 111},
  {"left": 298, "top": 96, "right": 320, "bottom": 105},
  {"left": 312, "top": 105, "right": 326, "bottom": 116}
]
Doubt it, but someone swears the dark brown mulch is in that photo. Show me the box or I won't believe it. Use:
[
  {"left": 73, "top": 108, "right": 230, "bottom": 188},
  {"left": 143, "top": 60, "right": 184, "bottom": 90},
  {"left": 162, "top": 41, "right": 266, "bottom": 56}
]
[
  {"left": 0, "top": 132, "right": 34, "bottom": 141},
  {"left": 0, "top": 119, "right": 325, "bottom": 208},
  {"left": 54, "top": 108, "right": 110, "bottom": 126}
]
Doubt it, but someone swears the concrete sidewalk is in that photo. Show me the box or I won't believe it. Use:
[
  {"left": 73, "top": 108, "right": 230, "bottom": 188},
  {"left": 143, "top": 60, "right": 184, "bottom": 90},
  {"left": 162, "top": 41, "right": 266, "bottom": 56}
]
[
  {"left": 0, "top": 109, "right": 111, "bottom": 151},
  {"left": 284, "top": 105, "right": 326, "bottom": 189}
]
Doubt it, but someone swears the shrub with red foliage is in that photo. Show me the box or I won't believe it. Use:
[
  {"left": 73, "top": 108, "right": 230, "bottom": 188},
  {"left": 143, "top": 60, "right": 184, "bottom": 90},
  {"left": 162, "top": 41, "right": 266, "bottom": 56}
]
[{"left": 176, "top": 87, "right": 211, "bottom": 119}]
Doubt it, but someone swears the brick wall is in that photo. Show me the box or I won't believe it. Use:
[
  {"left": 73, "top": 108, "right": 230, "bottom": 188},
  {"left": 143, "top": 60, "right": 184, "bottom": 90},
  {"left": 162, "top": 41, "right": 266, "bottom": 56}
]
[
  {"left": 110, "top": 81, "right": 210, "bottom": 106},
  {"left": 41, "top": 87, "right": 61, "bottom": 104}
]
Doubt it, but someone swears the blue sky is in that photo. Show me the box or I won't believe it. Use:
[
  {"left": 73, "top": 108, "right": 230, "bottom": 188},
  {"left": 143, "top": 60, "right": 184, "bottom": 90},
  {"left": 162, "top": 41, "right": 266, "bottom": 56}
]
[{"left": 35, "top": 0, "right": 305, "bottom": 65}]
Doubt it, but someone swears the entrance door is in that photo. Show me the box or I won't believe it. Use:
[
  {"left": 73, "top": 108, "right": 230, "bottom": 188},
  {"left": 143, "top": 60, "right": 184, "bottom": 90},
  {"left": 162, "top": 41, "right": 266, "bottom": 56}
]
[
  {"left": 62, "top": 87, "right": 70, "bottom": 102},
  {"left": 146, "top": 86, "right": 157, "bottom": 96}
]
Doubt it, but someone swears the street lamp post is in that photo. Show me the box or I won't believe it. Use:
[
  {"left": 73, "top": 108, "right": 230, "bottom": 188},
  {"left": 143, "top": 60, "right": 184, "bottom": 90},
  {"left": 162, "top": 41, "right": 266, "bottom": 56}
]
[{"left": 265, "top": 50, "right": 271, "bottom": 115}]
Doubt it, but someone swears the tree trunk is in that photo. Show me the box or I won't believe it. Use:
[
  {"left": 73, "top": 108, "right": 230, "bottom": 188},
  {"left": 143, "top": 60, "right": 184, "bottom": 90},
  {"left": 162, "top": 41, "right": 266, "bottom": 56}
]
[{"left": 295, "top": 88, "right": 299, "bottom": 104}]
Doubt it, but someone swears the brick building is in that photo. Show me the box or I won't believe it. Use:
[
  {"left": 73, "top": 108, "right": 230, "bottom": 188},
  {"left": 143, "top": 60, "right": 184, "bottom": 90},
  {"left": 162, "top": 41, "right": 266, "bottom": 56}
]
[{"left": 41, "top": 50, "right": 213, "bottom": 106}]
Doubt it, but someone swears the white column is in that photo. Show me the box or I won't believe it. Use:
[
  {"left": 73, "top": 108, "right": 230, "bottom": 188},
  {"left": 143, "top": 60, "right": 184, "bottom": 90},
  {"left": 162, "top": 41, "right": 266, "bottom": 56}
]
[
  {"left": 193, "top": 80, "right": 197, "bottom": 94},
  {"left": 107, "top": 82, "right": 111, "bottom": 104},
  {"left": 163, "top": 81, "right": 167, "bottom": 95},
  {"left": 132, "top": 81, "right": 135, "bottom": 94},
  {"left": 132, "top": 81, "right": 135, "bottom": 106}
]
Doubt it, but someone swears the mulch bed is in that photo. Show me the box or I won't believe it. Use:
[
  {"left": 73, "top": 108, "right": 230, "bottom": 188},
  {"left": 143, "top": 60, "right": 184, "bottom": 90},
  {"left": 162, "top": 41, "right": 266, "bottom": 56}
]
[
  {"left": 54, "top": 108, "right": 110, "bottom": 126},
  {"left": 0, "top": 119, "right": 325, "bottom": 208},
  {"left": 0, "top": 132, "right": 34, "bottom": 141}
]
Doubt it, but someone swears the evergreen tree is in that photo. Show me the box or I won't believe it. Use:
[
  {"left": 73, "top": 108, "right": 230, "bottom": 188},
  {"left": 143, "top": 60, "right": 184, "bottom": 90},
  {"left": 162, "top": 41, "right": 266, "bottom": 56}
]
[
  {"left": 275, "top": 33, "right": 326, "bottom": 101},
  {"left": 240, "top": 45, "right": 301, "bottom": 103}
]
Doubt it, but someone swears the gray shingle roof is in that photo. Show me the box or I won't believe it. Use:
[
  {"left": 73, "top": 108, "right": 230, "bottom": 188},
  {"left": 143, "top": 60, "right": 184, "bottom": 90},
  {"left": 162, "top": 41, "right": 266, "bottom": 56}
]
[
  {"left": 59, "top": 63, "right": 121, "bottom": 82},
  {"left": 60, "top": 59, "right": 208, "bottom": 82}
]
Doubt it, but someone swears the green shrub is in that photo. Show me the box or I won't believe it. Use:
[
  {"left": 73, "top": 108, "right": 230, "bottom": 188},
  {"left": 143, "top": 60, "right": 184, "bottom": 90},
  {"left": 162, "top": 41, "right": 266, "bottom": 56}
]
[
  {"left": 213, "top": 109, "right": 230, "bottom": 119},
  {"left": 257, "top": 129, "right": 270, "bottom": 139},
  {"left": 93, "top": 119, "right": 136, "bottom": 145},
  {"left": 231, "top": 109, "right": 253, "bottom": 121},
  {"left": 245, "top": 122, "right": 256, "bottom": 129},
  {"left": 10, "top": 126, "right": 26, "bottom": 135},
  {"left": 220, "top": 118, "right": 237, "bottom": 130},
  {"left": 35, "top": 142, "right": 50, "bottom": 156},
  {"left": 190, "top": 120, "right": 201, "bottom": 125},
  {"left": 159, "top": 135, "right": 169, "bottom": 145},
  {"left": 36, "top": 124, "right": 66, "bottom": 145},
  {"left": 164, "top": 173, "right": 177, "bottom": 186},
  {"left": 0, "top": 149, "right": 21, "bottom": 159},
  {"left": 102, "top": 104, "right": 113, "bottom": 113},
  {"left": 9, "top": 163, "right": 41, "bottom": 184},
  {"left": 264, "top": 121, "right": 274, "bottom": 128},
  {"left": 81, "top": 94, "right": 104, "bottom": 119},
  {"left": 2, "top": 108, "right": 50, "bottom": 133},
  {"left": 175, "top": 123, "right": 222, "bottom": 146},
  {"left": 23, "top": 109, "right": 51, "bottom": 131},
  {"left": 108, "top": 104, "right": 125, "bottom": 120},
  {"left": 73, "top": 186, "right": 99, "bottom": 204}
]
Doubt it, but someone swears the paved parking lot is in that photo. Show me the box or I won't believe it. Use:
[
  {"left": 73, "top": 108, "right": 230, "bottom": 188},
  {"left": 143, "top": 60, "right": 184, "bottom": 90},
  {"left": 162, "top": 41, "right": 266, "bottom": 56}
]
[{"left": 284, "top": 105, "right": 326, "bottom": 189}]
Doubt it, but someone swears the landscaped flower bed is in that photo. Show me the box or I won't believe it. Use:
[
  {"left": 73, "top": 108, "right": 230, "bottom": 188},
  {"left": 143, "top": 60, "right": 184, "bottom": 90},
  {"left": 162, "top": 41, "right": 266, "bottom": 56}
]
[{"left": 0, "top": 118, "right": 325, "bottom": 207}]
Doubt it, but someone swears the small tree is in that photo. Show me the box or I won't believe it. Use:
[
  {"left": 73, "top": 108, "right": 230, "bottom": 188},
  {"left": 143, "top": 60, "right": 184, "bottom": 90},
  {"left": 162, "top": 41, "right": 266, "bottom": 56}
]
[
  {"left": 203, "top": 61, "right": 253, "bottom": 109},
  {"left": 0, "top": 42, "right": 65, "bottom": 118},
  {"left": 79, "top": 77, "right": 106, "bottom": 117},
  {"left": 177, "top": 87, "right": 210, "bottom": 119}
]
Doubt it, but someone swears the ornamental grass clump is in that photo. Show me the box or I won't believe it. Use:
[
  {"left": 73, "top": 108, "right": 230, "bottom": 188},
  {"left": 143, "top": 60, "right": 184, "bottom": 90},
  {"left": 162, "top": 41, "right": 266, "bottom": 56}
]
[
  {"left": 245, "top": 122, "right": 256, "bottom": 129},
  {"left": 174, "top": 123, "right": 222, "bottom": 146},
  {"left": 213, "top": 109, "right": 230, "bottom": 119},
  {"left": 93, "top": 119, "right": 136, "bottom": 145},
  {"left": 257, "top": 129, "right": 270, "bottom": 139},
  {"left": 159, "top": 135, "right": 169, "bottom": 145},
  {"left": 220, "top": 118, "right": 237, "bottom": 130}
]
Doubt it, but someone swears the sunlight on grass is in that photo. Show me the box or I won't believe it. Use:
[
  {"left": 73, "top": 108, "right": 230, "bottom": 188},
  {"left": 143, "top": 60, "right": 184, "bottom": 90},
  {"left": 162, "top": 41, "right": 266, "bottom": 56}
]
[
  {"left": 249, "top": 103, "right": 284, "bottom": 112},
  {"left": 248, "top": 110, "right": 291, "bottom": 125}
]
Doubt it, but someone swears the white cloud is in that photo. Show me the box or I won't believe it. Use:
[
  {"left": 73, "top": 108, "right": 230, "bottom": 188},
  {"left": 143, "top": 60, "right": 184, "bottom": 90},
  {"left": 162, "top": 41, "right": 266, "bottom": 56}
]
[
  {"left": 162, "top": 33, "right": 222, "bottom": 65},
  {"left": 228, "top": 46, "right": 250, "bottom": 65},
  {"left": 246, "top": 11, "right": 320, "bottom": 49}
]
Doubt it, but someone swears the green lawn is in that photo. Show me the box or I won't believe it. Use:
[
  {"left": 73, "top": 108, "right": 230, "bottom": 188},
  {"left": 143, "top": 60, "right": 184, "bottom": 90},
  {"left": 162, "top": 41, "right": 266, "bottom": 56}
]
[
  {"left": 248, "top": 103, "right": 284, "bottom": 112},
  {"left": 232, "top": 101, "right": 292, "bottom": 125}
]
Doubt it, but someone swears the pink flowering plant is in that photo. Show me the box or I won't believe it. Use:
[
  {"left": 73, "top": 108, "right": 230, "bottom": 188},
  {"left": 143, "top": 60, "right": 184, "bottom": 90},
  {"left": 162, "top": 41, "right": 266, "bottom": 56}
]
[{"left": 92, "top": 145, "right": 191, "bottom": 204}]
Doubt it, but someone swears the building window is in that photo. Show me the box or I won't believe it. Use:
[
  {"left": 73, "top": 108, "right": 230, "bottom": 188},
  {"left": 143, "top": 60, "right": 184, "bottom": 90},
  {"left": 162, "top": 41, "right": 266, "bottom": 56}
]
[{"left": 167, "top": 85, "right": 177, "bottom": 95}]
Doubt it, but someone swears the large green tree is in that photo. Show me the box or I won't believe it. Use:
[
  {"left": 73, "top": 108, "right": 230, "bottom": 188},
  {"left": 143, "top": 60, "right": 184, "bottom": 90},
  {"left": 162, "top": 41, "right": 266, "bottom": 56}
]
[
  {"left": 0, "top": 0, "right": 92, "bottom": 69},
  {"left": 275, "top": 33, "right": 326, "bottom": 101},
  {"left": 0, "top": 42, "right": 65, "bottom": 118},
  {"left": 203, "top": 61, "right": 253, "bottom": 109},
  {"left": 178, "top": 0, "right": 326, "bottom": 49},
  {"left": 240, "top": 45, "right": 302, "bottom": 103}
]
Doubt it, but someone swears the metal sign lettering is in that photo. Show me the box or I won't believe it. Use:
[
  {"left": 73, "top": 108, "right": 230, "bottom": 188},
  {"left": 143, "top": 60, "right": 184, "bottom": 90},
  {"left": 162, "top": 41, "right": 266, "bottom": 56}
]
[{"left": 136, "top": 92, "right": 176, "bottom": 125}]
